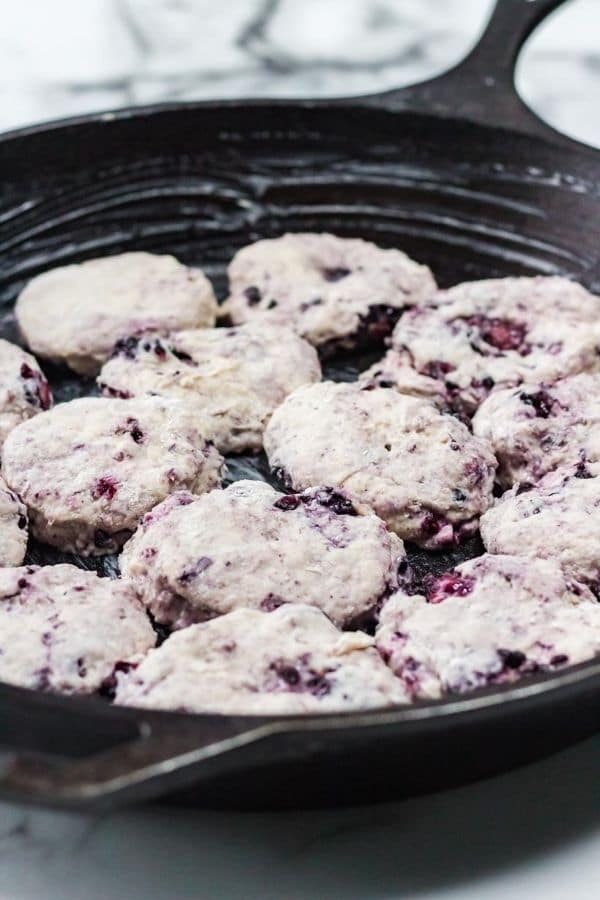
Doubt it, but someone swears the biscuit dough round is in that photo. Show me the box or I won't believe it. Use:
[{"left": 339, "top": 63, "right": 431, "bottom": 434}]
[
  {"left": 120, "top": 480, "right": 406, "bottom": 629},
  {"left": 0, "top": 564, "right": 155, "bottom": 693},
  {"left": 0, "top": 338, "right": 52, "bottom": 450},
  {"left": 115, "top": 603, "right": 409, "bottom": 714},
  {"left": 376, "top": 554, "right": 600, "bottom": 700},
  {"left": 16, "top": 252, "right": 218, "bottom": 375},
  {"left": 481, "top": 465, "right": 600, "bottom": 595},
  {"left": 263, "top": 381, "right": 497, "bottom": 547},
  {"left": 224, "top": 232, "right": 436, "bottom": 351},
  {"left": 391, "top": 277, "right": 600, "bottom": 416},
  {"left": 473, "top": 373, "right": 600, "bottom": 487},
  {"left": 2, "top": 396, "right": 223, "bottom": 555},
  {"left": 0, "top": 475, "right": 28, "bottom": 567},
  {"left": 98, "top": 323, "right": 321, "bottom": 453}
]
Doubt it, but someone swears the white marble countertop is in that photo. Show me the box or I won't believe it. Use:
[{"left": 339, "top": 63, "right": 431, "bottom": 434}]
[{"left": 0, "top": 2, "right": 599, "bottom": 898}]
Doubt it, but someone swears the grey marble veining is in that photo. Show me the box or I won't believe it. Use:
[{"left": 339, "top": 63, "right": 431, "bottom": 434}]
[{"left": 0, "top": 0, "right": 598, "bottom": 146}]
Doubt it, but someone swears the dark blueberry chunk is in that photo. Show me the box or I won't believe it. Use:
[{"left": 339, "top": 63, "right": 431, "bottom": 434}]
[
  {"left": 516, "top": 481, "right": 534, "bottom": 495},
  {"left": 422, "top": 360, "right": 455, "bottom": 380},
  {"left": 520, "top": 390, "right": 555, "bottom": 418},
  {"left": 498, "top": 648, "right": 526, "bottom": 669},
  {"left": 101, "top": 385, "right": 132, "bottom": 399},
  {"left": 453, "top": 489, "right": 467, "bottom": 502},
  {"left": 17, "top": 514, "right": 27, "bottom": 530},
  {"left": 111, "top": 336, "right": 140, "bottom": 360},
  {"left": 244, "top": 285, "right": 262, "bottom": 305},
  {"left": 305, "top": 673, "right": 331, "bottom": 696},
  {"left": 322, "top": 266, "right": 351, "bottom": 282},
  {"left": 550, "top": 653, "right": 569, "bottom": 666},
  {"left": 126, "top": 417, "right": 144, "bottom": 444},
  {"left": 480, "top": 376, "right": 495, "bottom": 391},
  {"left": 267, "top": 299, "right": 278, "bottom": 310},
  {"left": 274, "top": 494, "right": 301, "bottom": 511},
  {"left": 77, "top": 657, "right": 87, "bottom": 678},
  {"left": 99, "top": 660, "right": 137, "bottom": 701},
  {"left": 35, "top": 666, "right": 51, "bottom": 691},
  {"left": 420, "top": 511, "right": 446, "bottom": 537},
  {"left": 273, "top": 663, "right": 300, "bottom": 686},
  {"left": 464, "top": 315, "right": 529, "bottom": 354},
  {"left": 17, "top": 577, "right": 29, "bottom": 589},
  {"left": 20, "top": 362, "right": 52, "bottom": 410},
  {"left": 424, "top": 571, "right": 475, "bottom": 604},
  {"left": 153, "top": 341, "right": 167, "bottom": 361},
  {"left": 178, "top": 556, "right": 213, "bottom": 582},
  {"left": 261, "top": 593, "right": 285, "bottom": 611},
  {"left": 359, "top": 304, "right": 403, "bottom": 343},
  {"left": 171, "top": 347, "right": 194, "bottom": 364},
  {"left": 307, "top": 486, "right": 357, "bottom": 516},
  {"left": 464, "top": 458, "right": 486, "bottom": 485},
  {"left": 92, "top": 476, "right": 118, "bottom": 501},
  {"left": 574, "top": 460, "right": 592, "bottom": 479}
]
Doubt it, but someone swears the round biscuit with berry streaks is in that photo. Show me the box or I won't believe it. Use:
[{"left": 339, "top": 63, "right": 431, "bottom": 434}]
[
  {"left": 16, "top": 252, "right": 217, "bottom": 375},
  {"left": 481, "top": 464, "right": 600, "bottom": 596},
  {"left": 0, "top": 338, "right": 52, "bottom": 452},
  {"left": 376, "top": 554, "right": 600, "bottom": 700},
  {"left": 115, "top": 603, "right": 409, "bottom": 714},
  {"left": 224, "top": 232, "right": 436, "bottom": 352},
  {"left": 390, "top": 277, "right": 600, "bottom": 417},
  {"left": 263, "top": 381, "right": 496, "bottom": 547},
  {"left": 0, "top": 564, "right": 154, "bottom": 693},
  {"left": 98, "top": 322, "right": 321, "bottom": 453},
  {"left": 2, "top": 396, "right": 223, "bottom": 556},
  {"left": 120, "top": 479, "right": 407, "bottom": 629},
  {"left": 473, "top": 373, "right": 600, "bottom": 488}
]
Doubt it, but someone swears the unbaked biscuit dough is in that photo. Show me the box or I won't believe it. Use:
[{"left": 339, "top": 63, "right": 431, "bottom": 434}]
[
  {"left": 376, "top": 554, "right": 600, "bottom": 699},
  {"left": 0, "top": 564, "right": 154, "bottom": 693},
  {"left": 2, "top": 396, "right": 223, "bottom": 555},
  {"left": 16, "top": 252, "right": 218, "bottom": 374},
  {"left": 264, "top": 381, "right": 496, "bottom": 547},
  {"left": 98, "top": 322, "right": 321, "bottom": 453},
  {"left": 115, "top": 603, "right": 409, "bottom": 714},
  {"left": 120, "top": 480, "right": 407, "bottom": 629},
  {"left": 224, "top": 232, "right": 436, "bottom": 351}
]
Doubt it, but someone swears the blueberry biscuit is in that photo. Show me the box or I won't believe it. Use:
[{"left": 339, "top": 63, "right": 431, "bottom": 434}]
[
  {"left": 376, "top": 554, "right": 600, "bottom": 700},
  {"left": 263, "top": 382, "right": 496, "bottom": 547},
  {"left": 115, "top": 603, "right": 408, "bottom": 714},
  {"left": 481, "top": 465, "right": 600, "bottom": 596},
  {"left": 16, "top": 252, "right": 218, "bottom": 375},
  {"left": 0, "top": 476, "right": 27, "bottom": 567},
  {"left": 2, "top": 396, "right": 223, "bottom": 555},
  {"left": 473, "top": 373, "right": 600, "bottom": 488},
  {"left": 120, "top": 480, "right": 406, "bottom": 629},
  {"left": 390, "top": 277, "right": 600, "bottom": 416},
  {"left": 0, "top": 564, "right": 154, "bottom": 693},
  {"left": 98, "top": 323, "right": 321, "bottom": 453},
  {"left": 224, "top": 232, "right": 436, "bottom": 351},
  {"left": 0, "top": 338, "right": 52, "bottom": 451}
]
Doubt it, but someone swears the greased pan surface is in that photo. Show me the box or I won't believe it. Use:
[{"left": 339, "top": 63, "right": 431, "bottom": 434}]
[{"left": 0, "top": 0, "right": 599, "bottom": 810}]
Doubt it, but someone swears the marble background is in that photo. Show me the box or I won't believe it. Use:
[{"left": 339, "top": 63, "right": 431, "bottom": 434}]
[
  {"left": 0, "top": 2, "right": 599, "bottom": 898},
  {"left": 0, "top": 0, "right": 598, "bottom": 146}
]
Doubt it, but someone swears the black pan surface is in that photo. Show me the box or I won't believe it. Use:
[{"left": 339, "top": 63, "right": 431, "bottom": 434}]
[{"left": 0, "top": 0, "right": 599, "bottom": 810}]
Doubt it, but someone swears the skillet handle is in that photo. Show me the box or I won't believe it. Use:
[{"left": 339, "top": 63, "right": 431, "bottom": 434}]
[
  {"left": 363, "top": 0, "right": 577, "bottom": 148},
  {"left": 0, "top": 713, "right": 275, "bottom": 811}
]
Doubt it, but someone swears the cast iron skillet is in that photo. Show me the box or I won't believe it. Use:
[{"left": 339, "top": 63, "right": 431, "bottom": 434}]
[{"left": 0, "top": 0, "right": 599, "bottom": 811}]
